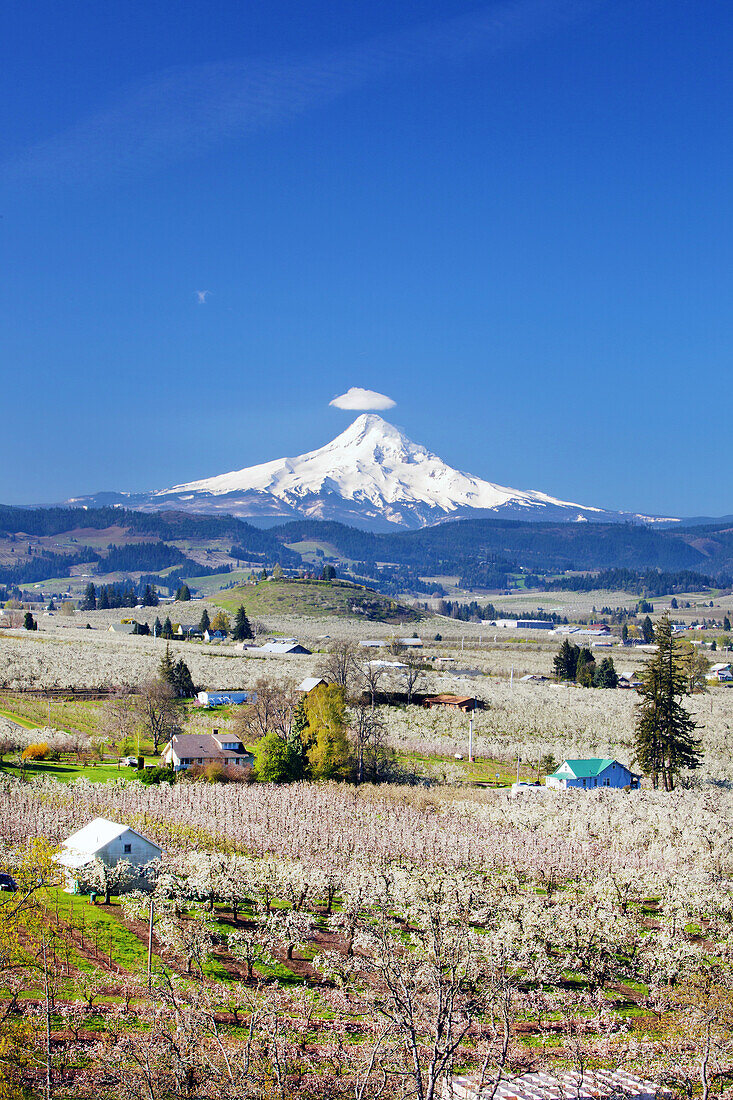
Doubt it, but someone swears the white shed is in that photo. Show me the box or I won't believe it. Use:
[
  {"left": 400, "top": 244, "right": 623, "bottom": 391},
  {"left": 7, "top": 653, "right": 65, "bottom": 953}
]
[{"left": 57, "top": 817, "right": 162, "bottom": 891}]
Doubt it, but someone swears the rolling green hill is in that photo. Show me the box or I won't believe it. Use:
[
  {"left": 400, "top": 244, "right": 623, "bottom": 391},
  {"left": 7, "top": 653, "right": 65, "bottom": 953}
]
[{"left": 211, "top": 577, "right": 424, "bottom": 623}]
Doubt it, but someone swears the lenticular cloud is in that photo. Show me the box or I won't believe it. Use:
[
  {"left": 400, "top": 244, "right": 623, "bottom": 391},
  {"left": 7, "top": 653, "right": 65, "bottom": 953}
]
[{"left": 329, "top": 387, "right": 396, "bottom": 410}]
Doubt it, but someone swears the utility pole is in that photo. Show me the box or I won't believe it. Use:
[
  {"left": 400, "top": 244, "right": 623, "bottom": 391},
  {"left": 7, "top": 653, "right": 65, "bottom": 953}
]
[
  {"left": 147, "top": 898, "right": 154, "bottom": 989},
  {"left": 516, "top": 754, "right": 521, "bottom": 785},
  {"left": 468, "top": 708, "right": 474, "bottom": 763}
]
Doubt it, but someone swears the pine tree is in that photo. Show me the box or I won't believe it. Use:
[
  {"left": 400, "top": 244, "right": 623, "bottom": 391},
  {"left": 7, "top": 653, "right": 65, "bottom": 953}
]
[
  {"left": 159, "top": 645, "right": 176, "bottom": 689},
  {"left": 199, "top": 608, "right": 211, "bottom": 634},
  {"left": 634, "top": 616, "right": 702, "bottom": 791},
  {"left": 641, "top": 615, "right": 655, "bottom": 644},
  {"left": 575, "top": 648, "right": 596, "bottom": 687},
  {"left": 172, "top": 659, "right": 195, "bottom": 699},
  {"left": 552, "top": 639, "right": 578, "bottom": 681},
  {"left": 153, "top": 616, "right": 163, "bottom": 637},
  {"left": 81, "top": 582, "right": 97, "bottom": 611},
  {"left": 621, "top": 623, "right": 629, "bottom": 643},
  {"left": 162, "top": 616, "right": 173, "bottom": 639},
  {"left": 725, "top": 616, "right": 731, "bottom": 633},
  {"left": 176, "top": 584, "right": 191, "bottom": 602},
  {"left": 232, "top": 605, "right": 253, "bottom": 641},
  {"left": 593, "top": 656, "right": 618, "bottom": 689}
]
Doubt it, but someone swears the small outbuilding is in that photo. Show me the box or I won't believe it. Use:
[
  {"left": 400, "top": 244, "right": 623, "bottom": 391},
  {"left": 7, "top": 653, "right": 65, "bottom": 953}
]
[
  {"left": 196, "top": 690, "right": 256, "bottom": 707},
  {"left": 108, "top": 623, "right": 137, "bottom": 635},
  {"left": 297, "top": 677, "right": 327, "bottom": 693},
  {"left": 423, "top": 694, "right": 479, "bottom": 712},
  {"left": 57, "top": 817, "right": 162, "bottom": 892}
]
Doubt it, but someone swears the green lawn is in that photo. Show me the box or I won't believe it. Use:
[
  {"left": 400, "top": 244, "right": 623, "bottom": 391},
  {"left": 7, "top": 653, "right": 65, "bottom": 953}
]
[
  {"left": 44, "top": 889, "right": 161, "bottom": 973},
  {"left": 1, "top": 760, "right": 138, "bottom": 783}
]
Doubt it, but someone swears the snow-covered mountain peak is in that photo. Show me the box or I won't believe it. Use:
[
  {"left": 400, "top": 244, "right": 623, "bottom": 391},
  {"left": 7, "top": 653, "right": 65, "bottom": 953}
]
[
  {"left": 319, "top": 413, "right": 429, "bottom": 464},
  {"left": 69, "top": 416, "right": 661, "bottom": 529}
]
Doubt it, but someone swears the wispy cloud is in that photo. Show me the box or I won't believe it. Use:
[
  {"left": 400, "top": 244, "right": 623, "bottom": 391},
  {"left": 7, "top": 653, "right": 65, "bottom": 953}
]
[
  {"left": 195, "top": 290, "right": 211, "bottom": 304},
  {"left": 3, "top": 0, "right": 597, "bottom": 186},
  {"left": 330, "top": 387, "right": 396, "bottom": 411}
]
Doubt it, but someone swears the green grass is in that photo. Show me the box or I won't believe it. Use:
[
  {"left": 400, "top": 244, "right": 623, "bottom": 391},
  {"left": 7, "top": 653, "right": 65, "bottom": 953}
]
[
  {"left": 44, "top": 889, "right": 161, "bottom": 973},
  {"left": 0, "top": 708, "right": 38, "bottom": 729},
  {"left": 212, "top": 577, "right": 423, "bottom": 623},
  {"left": 0, "top": 760, "right": 138, "bottom": 783}
]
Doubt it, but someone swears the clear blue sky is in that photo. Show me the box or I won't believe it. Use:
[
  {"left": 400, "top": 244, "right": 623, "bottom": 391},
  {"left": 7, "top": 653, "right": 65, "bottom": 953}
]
[{"left": 2, "top": 0, "right": 731, "bottom": 517}]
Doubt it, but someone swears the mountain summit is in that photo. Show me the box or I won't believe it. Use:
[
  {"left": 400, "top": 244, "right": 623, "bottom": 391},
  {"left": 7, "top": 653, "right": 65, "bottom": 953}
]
[{"left": 68, "top": 414, "right": 656, "bottom": 529}]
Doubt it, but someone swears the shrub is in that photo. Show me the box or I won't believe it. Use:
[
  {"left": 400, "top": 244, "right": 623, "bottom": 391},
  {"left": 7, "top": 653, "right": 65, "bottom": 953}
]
[
  {"left": 22, "top": 742, "right": 50, "bottom": 761},
  {"left": 139, "top": 766, "right": 175, "bottom": 786}
]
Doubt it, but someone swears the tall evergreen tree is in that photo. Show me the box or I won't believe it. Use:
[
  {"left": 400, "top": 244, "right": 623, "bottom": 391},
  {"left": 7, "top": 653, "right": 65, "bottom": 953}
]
[
  {"left": 172, "top": 659, "right": 195, "bottom": 699},
  {"left": 162, "top": 616, "right": 173, "bottom": 639},
  {"left": 153, "top": 616, "right": 163, "bottom": 637},
  {"left": 176, "top": 584, "right": 191, "bottom": 602},
  {"left": 593, "top": 656, "right": 618, "bottom": 689},
  {"left": 641, "top": 615, "right": 655, "bottom": 644},
  {"left": 232, "top": 605, "right": 253, "bottom": 641},
  {"left": 575, "top": 647, "right": 596, "bottom": 687},
  {"left": 199, "top": 608, "right": 211, "bottom": 634},
  {"left": 81, "top": 582, "right": 97, "bottom": 611},
  {"left": 159, "top": 645, "right": 176, "bottom": 689},
  {"left": 634, "top": 616, "right": 702, "bottom": 791},
  {"left": 552, "top": 639, "right": 578, "bottom": 681}
]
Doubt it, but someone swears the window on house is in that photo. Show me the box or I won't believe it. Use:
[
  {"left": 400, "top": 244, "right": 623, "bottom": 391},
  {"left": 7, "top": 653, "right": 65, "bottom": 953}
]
[{"left": 124, "top": 843, "right": 132, "bottom": 854}]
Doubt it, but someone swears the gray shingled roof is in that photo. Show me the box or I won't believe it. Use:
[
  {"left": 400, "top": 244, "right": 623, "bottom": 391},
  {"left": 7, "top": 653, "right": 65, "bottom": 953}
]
[{"left": 169, "top": 734, "right": 248, "bottom": 760}]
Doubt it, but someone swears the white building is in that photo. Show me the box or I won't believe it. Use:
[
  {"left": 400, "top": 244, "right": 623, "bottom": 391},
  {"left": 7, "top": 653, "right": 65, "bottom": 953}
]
[{"left": 57, "top": 818, "right": 162, "bottom": 892}]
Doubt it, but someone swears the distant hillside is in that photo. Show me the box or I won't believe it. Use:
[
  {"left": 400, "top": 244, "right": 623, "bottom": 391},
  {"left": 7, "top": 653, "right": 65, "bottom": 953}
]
[
  {"left": 0, "top": 504, "right": 300, "bottom": 588},
  {"left": 274, "top": 517, "right": 733, "bottom": 578},
  {"left": 211, "top": 577, "right": 423, "bottom": 623}
]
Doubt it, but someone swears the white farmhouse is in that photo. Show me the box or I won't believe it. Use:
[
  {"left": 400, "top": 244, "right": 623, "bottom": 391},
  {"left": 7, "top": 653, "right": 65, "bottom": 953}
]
[
  {"left": 57, "top": 817, "right": 162, "bottom": 892},
  {"left": 161, "top": 732, "right": 254, "bottom": 771}
]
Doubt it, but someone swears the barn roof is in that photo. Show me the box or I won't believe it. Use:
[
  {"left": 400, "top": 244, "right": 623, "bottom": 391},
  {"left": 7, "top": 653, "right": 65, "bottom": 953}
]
[{"left": 58, "top": 817, "right": 161, "bottom": 868}]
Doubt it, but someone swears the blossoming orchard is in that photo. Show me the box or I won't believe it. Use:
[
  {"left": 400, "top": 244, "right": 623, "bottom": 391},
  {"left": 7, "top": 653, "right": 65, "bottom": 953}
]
[{"left": 3, "top": 602, "right": 733, "bottom": 1097}]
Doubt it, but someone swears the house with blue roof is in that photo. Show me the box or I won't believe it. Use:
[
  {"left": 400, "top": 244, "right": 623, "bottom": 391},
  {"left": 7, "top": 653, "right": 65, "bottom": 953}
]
[{"left": 545, "top": 758, "right": 639, "bottom": 791}]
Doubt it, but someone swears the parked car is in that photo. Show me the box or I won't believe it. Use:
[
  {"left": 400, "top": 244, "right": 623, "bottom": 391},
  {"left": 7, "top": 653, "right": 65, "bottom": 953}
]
[{"left": 0, "top": 873, "right": 18, "bottom": 892}]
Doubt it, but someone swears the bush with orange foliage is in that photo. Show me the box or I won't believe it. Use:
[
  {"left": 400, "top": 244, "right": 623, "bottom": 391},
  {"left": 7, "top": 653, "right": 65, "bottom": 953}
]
[{"left": 21, "top": 742, "right": 50, "bottom": 761}]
